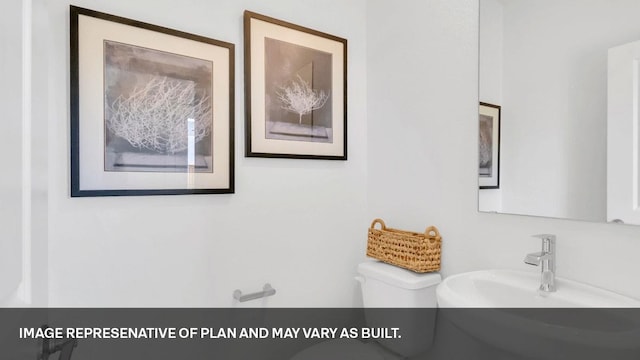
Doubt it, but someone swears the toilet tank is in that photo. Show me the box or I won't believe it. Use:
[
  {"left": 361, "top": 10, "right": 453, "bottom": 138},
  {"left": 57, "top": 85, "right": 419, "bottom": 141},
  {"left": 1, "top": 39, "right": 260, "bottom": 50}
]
[
  {"left": 357, "top": 261, "right": 441, "bottom": 307},
  {"left": 356, "top": 261, "right": 441, "bottom": 357}
]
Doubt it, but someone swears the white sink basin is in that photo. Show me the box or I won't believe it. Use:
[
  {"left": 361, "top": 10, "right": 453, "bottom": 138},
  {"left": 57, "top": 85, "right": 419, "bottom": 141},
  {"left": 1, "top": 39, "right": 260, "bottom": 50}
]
[
  {"left": 435, "top": 269, "right": 640, "bottom": 359},
  {"left": 437, "top": 269, "right": 640, "bottom": 307}
]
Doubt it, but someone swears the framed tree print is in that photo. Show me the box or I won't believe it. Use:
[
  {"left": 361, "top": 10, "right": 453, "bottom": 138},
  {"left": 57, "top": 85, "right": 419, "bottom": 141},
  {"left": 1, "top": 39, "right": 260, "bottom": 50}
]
[
  {"left": 244, "top": 11, "right": 347, "bottom": 160},
  {"left": 479, "top": 102, "right": 501, "bottom": 189},
  {"left": 70, "top": 6, "right": 234, "bottom": 196}
]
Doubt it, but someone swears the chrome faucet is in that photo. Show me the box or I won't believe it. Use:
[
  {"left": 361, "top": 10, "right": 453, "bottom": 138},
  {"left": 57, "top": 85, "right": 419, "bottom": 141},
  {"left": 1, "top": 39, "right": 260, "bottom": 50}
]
[{"left": 524, "top": 234, "right": 556, "bottom": 292}]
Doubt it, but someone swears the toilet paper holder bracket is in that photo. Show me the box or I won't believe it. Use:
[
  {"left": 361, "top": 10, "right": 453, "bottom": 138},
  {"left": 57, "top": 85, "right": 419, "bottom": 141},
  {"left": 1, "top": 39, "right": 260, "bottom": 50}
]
[{"left": 233, "top": 283, "right": 276, "bottom": 302}]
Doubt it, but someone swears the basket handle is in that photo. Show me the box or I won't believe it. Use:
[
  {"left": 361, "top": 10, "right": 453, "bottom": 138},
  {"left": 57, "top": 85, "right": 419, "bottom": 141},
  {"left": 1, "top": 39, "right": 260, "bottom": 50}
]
[
  {"left": 370, "top": 218, "right": 386, "bottom": 230},
  {"left": 425, "top": 226, "right": 441, "bottom": 239}
]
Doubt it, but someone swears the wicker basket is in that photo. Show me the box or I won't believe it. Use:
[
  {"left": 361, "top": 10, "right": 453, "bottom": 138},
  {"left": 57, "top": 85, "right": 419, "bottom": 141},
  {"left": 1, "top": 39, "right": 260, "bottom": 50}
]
[{"left": 366, "top": 218, "right": 441, "bottom": 273}]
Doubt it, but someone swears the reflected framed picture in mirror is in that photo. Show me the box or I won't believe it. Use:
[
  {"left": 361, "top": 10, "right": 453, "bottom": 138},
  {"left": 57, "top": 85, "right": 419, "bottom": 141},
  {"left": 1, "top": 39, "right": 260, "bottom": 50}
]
[{"left": 479, "top": 102, "right": 500, "bottom": 189}]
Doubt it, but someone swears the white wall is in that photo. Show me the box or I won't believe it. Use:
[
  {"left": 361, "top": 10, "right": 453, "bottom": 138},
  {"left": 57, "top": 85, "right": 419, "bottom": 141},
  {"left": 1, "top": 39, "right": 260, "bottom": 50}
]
[
  {"left": 0, "top": 0, "right": 49, "bottom": 308},
  {"left": 367, "top": 0, "right": 640, "bottom": 300},
  {"left": 0, "top": 0, "right": 24, "bottom": 303},
  {"left": 367, "top": 0, "right": 483, "bottom": 275},
  {"left": 499, "top": 0, "right": 640, "bottom": 221},
  {"left": 38, "top": 0, "right": 368, "bottom": 306}
]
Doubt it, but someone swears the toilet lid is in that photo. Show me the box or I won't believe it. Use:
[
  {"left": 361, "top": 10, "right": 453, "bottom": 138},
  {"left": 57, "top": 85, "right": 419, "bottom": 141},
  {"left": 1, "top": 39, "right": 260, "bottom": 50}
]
[{"left": 291, "top": 339, "right": 384, "bottom": 360}]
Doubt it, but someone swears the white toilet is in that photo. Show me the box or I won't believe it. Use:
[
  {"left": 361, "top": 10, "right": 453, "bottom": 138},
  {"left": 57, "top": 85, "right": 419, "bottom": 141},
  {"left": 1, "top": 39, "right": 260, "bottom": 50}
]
[{"left": 292, "top": 261, "right": 441, "bottom": 360}]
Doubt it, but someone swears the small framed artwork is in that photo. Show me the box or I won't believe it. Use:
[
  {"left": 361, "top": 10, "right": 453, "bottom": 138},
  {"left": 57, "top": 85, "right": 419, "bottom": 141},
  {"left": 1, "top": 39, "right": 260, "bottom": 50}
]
[
  {"left": 244, "top": 11, "right": 347, "bottom": 160},
  {"left": 70, "top": 6, "right": 234, "bottom": 196},
  {"left": 479, "top": 102, "right": 501, "bottom": 189}
]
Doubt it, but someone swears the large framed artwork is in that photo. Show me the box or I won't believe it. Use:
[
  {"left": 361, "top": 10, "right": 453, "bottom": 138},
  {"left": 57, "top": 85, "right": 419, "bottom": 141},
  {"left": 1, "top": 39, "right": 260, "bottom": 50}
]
[
  {"left": 244, "top": 11, "right": 347, "bottom": 160},
  {"left": 70, "top": 6, "right": 234, "bottom": 197},
  {"left": 479, "top": 102, "right": 501, "bottom": 189}
]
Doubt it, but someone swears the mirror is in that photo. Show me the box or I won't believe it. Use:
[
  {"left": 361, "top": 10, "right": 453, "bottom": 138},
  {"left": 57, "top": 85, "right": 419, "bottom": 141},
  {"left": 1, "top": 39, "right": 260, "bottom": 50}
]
[{"left": 478, "top": 0, "right": 640, "bottom": 224}]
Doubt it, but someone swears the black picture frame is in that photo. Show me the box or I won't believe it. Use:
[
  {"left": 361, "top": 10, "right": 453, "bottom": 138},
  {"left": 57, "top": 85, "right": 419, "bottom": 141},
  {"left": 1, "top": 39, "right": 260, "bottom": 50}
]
[
  {"left": 244, "top": 11, "right": 347, "bottom": 160},
  {"left": 479, "top": 102, "right": 501, "bottom": 189},
  {"left": 70, "top": 6, "right": 234, "bottom": 197}
]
